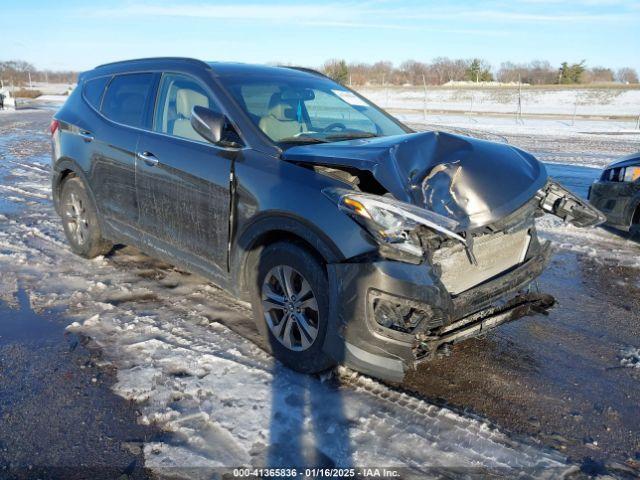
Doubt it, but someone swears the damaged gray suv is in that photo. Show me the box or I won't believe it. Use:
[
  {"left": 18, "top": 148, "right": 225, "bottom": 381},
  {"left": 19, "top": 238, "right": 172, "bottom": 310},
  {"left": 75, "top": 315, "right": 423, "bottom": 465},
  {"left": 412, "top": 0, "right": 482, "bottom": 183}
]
[{"left": 51, "top": 58, "right": 604, "bottom": 382}]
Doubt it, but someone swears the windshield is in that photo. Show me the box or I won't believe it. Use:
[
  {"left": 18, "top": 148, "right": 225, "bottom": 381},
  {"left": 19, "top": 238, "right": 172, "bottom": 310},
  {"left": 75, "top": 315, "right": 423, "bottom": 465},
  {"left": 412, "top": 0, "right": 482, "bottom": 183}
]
[{"left": 218, "top": 71, "right": 408, "bottom": 146}]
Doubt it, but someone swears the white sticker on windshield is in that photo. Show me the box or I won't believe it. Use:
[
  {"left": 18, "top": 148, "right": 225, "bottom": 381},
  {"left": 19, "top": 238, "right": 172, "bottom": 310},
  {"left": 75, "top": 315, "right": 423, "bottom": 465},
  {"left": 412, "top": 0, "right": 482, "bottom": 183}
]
[{"left": 332, "top": 89, "right": 368, "bottom": 107}]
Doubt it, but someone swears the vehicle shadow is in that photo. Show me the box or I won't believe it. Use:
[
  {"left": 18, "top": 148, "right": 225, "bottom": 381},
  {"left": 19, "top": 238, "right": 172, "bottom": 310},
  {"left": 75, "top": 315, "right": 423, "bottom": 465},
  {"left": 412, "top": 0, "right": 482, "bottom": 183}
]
[{"left": 267, "top": 362, "right": 353, "bottom": 470}]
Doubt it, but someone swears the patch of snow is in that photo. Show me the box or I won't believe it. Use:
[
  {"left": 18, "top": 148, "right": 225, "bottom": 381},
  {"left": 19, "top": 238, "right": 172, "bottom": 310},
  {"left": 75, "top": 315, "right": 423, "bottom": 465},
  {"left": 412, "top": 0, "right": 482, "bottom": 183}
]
[
  {"left": 537, "top": 216, "right": 640, "bottom": 268},
  {"left": 36, "top": 94, "right": 67, "bottom": 103},
  {"left": 360, "top": 86, "right": 640, "bottom": 117},
  {"left": 619, "top": 346, "right": 640, "bottom": 369}
]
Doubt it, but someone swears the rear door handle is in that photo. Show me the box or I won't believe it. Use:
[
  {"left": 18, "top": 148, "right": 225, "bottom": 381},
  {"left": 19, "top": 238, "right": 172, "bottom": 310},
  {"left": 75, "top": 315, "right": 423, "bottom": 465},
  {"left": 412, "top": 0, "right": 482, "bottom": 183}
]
[
  {"left": 136, "top": 151, "right": 159, "bottom": 166},
  {"left": 79, "top": 130, "right": 94, "bottom": 142}
]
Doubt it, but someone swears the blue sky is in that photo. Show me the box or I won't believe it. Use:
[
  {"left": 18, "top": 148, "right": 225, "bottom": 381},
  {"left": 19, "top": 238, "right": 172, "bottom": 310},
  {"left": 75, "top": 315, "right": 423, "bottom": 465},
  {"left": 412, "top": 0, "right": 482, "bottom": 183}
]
[{"left": 2, "top": 0, "right": 639, "bottom": 72}]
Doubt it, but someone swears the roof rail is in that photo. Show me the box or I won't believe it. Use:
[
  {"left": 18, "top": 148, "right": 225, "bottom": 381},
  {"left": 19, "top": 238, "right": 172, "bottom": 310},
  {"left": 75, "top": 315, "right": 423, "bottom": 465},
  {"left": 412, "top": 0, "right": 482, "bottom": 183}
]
[
  {"left": 95, "top": 57, "right": 209, "bottom": 70},
  {"left": 282, "top": 66, "right": 330, "bottom": 79}
]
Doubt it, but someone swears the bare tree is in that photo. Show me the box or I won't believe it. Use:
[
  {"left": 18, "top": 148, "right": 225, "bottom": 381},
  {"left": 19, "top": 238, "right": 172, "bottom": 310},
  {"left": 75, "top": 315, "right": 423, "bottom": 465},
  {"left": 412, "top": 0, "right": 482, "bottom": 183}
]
[
  {"left": 584, "top": 67, "right": 615, "bottom": 83},
  {"left": 616, "top": 67, "right": 639, "bottom": 84}
]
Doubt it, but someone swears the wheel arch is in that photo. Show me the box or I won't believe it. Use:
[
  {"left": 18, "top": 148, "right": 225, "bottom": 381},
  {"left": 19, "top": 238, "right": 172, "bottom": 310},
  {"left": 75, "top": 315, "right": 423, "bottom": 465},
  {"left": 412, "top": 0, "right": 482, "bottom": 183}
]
[
  {"left": 52, "top": 157, "right": 95, "bottom": 214},
  {"left": 232, "top": 213, "right": 345, "bottom": 300}
]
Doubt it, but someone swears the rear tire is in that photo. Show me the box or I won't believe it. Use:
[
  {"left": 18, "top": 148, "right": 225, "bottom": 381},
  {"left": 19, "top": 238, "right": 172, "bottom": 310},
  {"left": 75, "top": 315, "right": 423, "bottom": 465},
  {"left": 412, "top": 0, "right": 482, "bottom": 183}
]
[
  {"left": 60, "top": 176, "right": 112, "bottom": 258},
  {"left": 250, "top": 242, "right": 336, "bottom": 374}
]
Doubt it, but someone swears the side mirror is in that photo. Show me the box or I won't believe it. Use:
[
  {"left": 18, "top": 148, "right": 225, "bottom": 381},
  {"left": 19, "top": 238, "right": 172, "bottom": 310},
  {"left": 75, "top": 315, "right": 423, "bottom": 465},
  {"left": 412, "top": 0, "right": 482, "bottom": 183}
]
[{"left": 191, "top": 105, "right": 225, "bottom": 144}]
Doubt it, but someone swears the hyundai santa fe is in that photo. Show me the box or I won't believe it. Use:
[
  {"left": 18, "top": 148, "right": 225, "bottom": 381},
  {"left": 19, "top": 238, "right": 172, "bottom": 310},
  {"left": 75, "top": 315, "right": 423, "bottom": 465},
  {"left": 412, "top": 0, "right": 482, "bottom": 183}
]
[{"left": 50, "top": 58, "right": 604, "bottom": 382}]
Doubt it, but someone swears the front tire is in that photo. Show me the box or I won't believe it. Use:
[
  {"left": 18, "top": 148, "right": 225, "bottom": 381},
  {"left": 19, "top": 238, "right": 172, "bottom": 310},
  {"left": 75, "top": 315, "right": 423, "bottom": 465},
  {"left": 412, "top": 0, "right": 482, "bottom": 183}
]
[
  {"left": 250, "top": 242, "right": 336, "bottom": 374},
  {"left": 60, "top": 176, "right": 112, "bottom": 258}
]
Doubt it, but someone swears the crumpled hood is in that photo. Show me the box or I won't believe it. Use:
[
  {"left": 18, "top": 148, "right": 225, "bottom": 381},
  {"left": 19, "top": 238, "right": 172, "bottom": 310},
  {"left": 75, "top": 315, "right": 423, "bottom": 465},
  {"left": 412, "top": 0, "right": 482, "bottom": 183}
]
[{"left": 283, "top": 131, "right": 548, "bottom": 228}]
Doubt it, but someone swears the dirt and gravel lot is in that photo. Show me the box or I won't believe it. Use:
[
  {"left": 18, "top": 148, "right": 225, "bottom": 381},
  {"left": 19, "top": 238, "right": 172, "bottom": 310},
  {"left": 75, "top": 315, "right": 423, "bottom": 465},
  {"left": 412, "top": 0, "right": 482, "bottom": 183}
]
[{"left": 0, "top": 105, "right": 639, "bottom": 478}]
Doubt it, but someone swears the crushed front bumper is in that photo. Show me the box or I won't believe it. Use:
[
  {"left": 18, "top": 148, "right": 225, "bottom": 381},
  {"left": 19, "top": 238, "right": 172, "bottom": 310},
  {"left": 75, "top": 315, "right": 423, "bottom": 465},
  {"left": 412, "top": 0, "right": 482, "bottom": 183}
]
[{"left": 323, "top": 240, "right": 554, "bottom": 383}]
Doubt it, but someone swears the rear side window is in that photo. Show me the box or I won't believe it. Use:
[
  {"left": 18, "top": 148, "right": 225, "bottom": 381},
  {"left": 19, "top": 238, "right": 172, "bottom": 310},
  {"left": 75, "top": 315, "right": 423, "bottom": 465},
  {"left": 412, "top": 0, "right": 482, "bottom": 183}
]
[
  {"left": 102, "top": 73, "right": 154, "bottom": 128},
  {"left": 83, "top": 76, "right": 110, "bottom": 110}
]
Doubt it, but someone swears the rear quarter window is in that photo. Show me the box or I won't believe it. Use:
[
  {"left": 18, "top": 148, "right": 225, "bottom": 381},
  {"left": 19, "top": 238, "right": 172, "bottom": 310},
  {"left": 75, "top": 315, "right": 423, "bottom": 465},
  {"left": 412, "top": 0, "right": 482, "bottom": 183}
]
[
  {"left": 83, "top": 76, "right": 110, "bottom": 110},
  {"left": 101, "top": 73, "right": 154, "bottom": 128}
]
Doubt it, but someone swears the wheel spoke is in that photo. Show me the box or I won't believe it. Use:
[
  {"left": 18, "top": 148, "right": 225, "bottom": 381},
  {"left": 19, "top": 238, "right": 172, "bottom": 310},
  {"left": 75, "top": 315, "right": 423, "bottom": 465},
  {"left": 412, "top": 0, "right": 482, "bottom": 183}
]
[
  {"left": 294, "top": 312, "right": 317, "bottom": 346},
  {"left": 281, "top": 314, "right": 294, "bottom": 349},
  {"left": 262, "top": 297, "right": 285, "bottom": 312},
  {"left": 277, "top": 266, "right": 295, "bottom": 298},
  {"left": 297, "top": 279, "right": 313, "bottom": 301},
  {"left": 298, "top": 296, "right": 318, "bottom": 311},
  {"left": 262, "top": 284, "right": 286, "bottom": 312},
  {"left": 270, "top": 313, "right": 289, "bottom": 338}
]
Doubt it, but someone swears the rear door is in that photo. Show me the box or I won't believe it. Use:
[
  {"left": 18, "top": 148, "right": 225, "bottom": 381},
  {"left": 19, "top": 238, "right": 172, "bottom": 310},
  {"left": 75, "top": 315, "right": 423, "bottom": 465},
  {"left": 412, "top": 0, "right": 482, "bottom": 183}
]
[
  {"left": 135, "top": 72, "right": 236, "bottom": 275},
  {"left": 91, "top": 72, "right": 157, "bottom": 226}
]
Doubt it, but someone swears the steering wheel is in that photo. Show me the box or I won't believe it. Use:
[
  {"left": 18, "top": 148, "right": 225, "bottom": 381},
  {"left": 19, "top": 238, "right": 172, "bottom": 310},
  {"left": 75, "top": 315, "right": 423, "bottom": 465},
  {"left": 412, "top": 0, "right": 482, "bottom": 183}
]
[{"left": 321, "top": 122, "right": 347, "bottom": 133}]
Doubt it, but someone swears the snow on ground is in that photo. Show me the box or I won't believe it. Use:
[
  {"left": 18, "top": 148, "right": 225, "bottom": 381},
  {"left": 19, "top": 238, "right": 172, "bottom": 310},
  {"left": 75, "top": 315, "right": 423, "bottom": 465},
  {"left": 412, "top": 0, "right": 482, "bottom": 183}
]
[
  {"left": 537, "top": 216, "right": 640, "bottom": 268},
  {"left": 35, "top": 94, "right": 68, "bottom": 103},
  {"left": 400, "top": 112, "right": 640, "bottom": 139},
  {"left": 0, "top": 123, "right": 573, "bottom": 476},
  {"left": 619, "top": 346, "right": 640, "bottom": 369},
  {"left": 28, "top": 82, "right": 74, "bottom": 96},
  {"left": 360, "top": 86, "right": 640, "bottom": 117}
]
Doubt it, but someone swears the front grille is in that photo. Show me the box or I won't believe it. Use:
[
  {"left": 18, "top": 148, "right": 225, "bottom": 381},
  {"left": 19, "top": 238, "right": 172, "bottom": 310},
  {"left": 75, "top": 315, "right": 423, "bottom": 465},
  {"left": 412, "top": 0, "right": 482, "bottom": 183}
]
[{"left": 432, "top": 227, "right": 532, "bottom": 295}]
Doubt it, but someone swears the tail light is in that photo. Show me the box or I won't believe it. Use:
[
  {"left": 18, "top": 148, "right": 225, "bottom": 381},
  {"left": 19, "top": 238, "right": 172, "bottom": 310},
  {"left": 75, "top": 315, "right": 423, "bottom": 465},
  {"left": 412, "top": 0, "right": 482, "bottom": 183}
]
[{"left": 49, "top": 119, "right": 59, "bottom": 136}]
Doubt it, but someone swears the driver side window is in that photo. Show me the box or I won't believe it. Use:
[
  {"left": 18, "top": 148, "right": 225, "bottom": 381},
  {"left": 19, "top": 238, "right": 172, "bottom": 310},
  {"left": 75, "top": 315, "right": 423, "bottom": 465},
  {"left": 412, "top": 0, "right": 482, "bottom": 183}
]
[{"left": 154, "top": 73, "right": 216, "bottom": 142}]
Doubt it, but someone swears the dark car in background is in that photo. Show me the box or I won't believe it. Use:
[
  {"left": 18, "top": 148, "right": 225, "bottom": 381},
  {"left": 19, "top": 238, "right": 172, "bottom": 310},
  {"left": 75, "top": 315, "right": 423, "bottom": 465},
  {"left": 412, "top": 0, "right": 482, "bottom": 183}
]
[
  {"left": 589, "top": 153, "right": 640, "bottom": 237},
  {"left": 50, "top": 58, "right": 604, "bottom": 382}
]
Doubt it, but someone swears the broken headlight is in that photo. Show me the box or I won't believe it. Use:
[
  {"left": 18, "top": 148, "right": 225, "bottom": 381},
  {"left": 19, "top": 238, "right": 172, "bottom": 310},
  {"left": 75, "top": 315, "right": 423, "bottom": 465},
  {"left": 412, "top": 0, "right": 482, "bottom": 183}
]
[{"left": 323, "top": 187, "right": 467, "bottom": 261}]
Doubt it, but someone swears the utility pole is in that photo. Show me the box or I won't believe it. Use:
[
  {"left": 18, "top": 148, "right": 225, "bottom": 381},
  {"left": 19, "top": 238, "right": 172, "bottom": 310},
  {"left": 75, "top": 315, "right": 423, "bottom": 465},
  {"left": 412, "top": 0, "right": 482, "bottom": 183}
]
[
  {"left": 28, "top": 71, "right": 32, "bottom": 89},
  {"left": 516, "top": 74, "right": 523, "bottom": 125},
  {"left": 422, "top": 74, "right": 427, "bottom": 120}
]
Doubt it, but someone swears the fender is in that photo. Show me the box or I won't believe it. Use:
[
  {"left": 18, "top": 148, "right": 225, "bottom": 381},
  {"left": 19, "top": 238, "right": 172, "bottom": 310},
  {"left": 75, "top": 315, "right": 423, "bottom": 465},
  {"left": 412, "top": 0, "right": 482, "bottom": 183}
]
[
  {"left": 51, "top": 157, "right": 95, "bottom": 213},
  {"left": 231, "top": 212, "right": 346, "bottom": 296}
]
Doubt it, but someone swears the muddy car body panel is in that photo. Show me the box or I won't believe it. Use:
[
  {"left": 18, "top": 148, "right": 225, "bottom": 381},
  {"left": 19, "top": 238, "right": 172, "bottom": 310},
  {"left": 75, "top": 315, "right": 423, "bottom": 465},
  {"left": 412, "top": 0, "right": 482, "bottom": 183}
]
[
  {"left": 51, "top": 58, "right": 601, "bottom": 382},
  {"left": 589, "top": 153, "right": 640, "bottom": 234}
]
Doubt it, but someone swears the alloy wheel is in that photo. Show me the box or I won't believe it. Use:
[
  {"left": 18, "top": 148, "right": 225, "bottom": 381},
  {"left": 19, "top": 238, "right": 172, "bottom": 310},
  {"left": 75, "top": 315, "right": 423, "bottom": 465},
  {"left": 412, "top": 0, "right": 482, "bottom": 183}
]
[
  {"left": 63, "top": 192, "right": 89, "bottom": 246},
  {"left": 261, "top": 265, "right": 320, "bottom": 351}
]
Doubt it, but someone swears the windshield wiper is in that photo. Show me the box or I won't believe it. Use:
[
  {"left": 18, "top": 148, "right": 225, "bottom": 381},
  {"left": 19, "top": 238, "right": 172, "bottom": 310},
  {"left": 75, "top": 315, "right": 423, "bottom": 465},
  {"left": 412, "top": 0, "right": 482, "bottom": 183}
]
[
  {"left": 325, "top": 132, "right": 379, "bottom": 141},
  {"left": 279, "top": 136, "right": 328, "bottom": 145}
]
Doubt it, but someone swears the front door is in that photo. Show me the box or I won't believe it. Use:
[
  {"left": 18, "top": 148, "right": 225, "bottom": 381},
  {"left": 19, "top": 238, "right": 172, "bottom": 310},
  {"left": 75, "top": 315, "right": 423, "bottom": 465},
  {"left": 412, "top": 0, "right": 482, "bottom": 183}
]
[{"left": 135, "top": 73, "right": 234, "bottom": 275}]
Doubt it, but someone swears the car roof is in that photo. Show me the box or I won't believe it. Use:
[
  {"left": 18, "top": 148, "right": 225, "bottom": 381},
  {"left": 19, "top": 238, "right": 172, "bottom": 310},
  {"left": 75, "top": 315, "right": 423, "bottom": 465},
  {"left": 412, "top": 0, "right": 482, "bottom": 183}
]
[
  {"left": 607, "top": 152, "right": 640, "bottom": 169},
  {"left": 88, "top": 57, "right": 324, "bottom": 80},
  {"left": 207, "top": 61, "right": 325, "bottom": 78}
]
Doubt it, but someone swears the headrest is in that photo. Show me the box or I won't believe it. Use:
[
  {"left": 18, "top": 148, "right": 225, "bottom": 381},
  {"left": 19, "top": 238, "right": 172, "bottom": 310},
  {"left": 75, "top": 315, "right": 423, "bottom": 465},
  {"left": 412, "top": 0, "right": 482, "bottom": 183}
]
[
  {"left": 267, "top": 92, "right": 297, "bottom": 121},
  {"left": 176, "top": 88, "right": 208, "bottom": 117}
]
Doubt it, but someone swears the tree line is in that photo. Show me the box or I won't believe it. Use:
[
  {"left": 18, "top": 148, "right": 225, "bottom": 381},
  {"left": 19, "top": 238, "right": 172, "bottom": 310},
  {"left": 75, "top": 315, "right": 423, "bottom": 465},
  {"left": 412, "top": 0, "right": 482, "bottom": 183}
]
[
  {"left": 0, "top": 60, "right": 78, "bottom": 87},
  {"left": 1, "top": 58, "right": 638, "bottom": 88},
  {"left": 322, "top": 58, "right": 639, "bottom": 86}
]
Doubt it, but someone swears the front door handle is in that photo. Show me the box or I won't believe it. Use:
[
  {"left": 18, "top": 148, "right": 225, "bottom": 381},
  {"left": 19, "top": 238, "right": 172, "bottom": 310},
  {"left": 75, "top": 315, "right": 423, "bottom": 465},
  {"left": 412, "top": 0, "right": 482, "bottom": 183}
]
[
  {"left": 137, "top": 151, "right": 159, "bottom": 166},
  {"left": 79, "top": 130, "right": 94, "bottom": 142}
]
